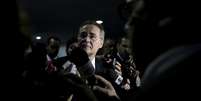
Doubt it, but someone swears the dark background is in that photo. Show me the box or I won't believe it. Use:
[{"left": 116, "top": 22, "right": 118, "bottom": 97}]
[{"left": 20, "top": 0, "right": 126, "bottom": 43}]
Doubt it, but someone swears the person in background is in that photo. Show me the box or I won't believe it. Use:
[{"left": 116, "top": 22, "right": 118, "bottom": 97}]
[
  {"left": 103, "top": 36, "right": 140, "bottom": 101},
  {"left": 46, "top": 36, "right": 61, "bottom": 60},
  {"left": 66, "top": 37, "right": 78, "bottom": 56},
  {"left": 120, "top": 0, "right": 201, "bottom": 101},
  {"left": 46, "top": 36, "right": 61, "bottom": 73}
]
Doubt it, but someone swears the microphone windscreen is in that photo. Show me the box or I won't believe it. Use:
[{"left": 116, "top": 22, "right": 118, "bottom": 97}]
[{"left": 69, "top": 48, "right": 89, "bottom": 66}]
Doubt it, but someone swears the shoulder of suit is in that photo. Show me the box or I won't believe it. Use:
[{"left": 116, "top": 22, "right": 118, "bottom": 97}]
[{"left": 95, "top": 55, "right": 108, "bottom": 74}]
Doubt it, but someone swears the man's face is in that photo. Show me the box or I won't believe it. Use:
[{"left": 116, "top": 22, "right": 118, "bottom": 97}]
[
  {"left": 47, "top": 38, "right": 60, "bottom": 59},
  {"left": 78, "top": 24, "right": 103, "bottom": 57}
]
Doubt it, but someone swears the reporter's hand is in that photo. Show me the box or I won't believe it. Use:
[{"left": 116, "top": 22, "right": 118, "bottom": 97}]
[
  {"left": 93, "top": 75, "right": 120, "bottom": 100},
  {"left": 105, "top": 56, "right": 122, "bottom": 75},
  {"left": 61, "top": 74, "right": 98, "bottom": 101}
]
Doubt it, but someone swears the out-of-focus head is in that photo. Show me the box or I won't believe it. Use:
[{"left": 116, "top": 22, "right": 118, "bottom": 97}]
[
  {"left": 77, "top": 20, "right": 105, "bottom": 59},
  {"left": 99, "top": 38, "right": 115, "bottom": 55},
  {"left": 121, "top": 0, "right": 201, "bottom": 100},
  {"left": 122, "top": 0, "right": 201, "bottom": 68},
  {"left": 47, "top": 36, "right": 61, "bottom": 59},
  {"left": 126, "top": 0, "right": 201, "bottom": 49},
  {"left": 117, "top": 37, "right": 131, "bottom": 55},
  {"left": 66, "top": 37, "right": 78, "bottom": 55}
]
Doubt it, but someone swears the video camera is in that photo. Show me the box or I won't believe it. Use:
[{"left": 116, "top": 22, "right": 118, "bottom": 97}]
[{"left": 103, "top": 48, "right": 137, "bottom": 81}]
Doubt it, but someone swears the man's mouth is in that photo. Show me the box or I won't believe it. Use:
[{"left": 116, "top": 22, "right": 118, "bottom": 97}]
[{"left": 80, "top": 43, "right": 92, "bottom": 49}]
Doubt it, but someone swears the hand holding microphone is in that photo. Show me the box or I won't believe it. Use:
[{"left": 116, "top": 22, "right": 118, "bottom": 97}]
[{"left": 68, "top": 47, "right": 95, "bottom": 78}]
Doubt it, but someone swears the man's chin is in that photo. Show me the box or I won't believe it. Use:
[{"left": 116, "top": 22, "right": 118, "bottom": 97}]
[{"left": 82, "top": 48, "right": 92, "bottom": 56}]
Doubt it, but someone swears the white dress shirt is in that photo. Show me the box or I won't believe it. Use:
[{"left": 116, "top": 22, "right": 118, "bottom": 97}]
[{"left": 91, "top": 58, "right": 96, "bottom": 70}]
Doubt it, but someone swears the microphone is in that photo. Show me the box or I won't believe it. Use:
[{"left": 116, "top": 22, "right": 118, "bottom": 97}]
[
  {"left": 107, "top": 69, "right": 123, "bottom": 85},
  {"left": 68, "top": 48, "right": 95, "bottom": 78}
]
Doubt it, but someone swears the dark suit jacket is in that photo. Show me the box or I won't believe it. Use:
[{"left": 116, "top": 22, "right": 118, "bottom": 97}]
[
  {"left": 95, "top": 56, "right": 107, "bottom": 75},
  {"left": 54, "top": 55, "right": 107, "bottom": 76}
]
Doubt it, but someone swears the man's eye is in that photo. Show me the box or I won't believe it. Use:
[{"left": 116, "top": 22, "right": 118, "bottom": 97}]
[
  {"left": 90, "top": 33, "right": 96, "bottom": 39},
  {"left": 80, "top": 32, "right": 87, "bottom": 38},
  {"left": 90, "top": 35, "right": 96, "bottom": 39}
]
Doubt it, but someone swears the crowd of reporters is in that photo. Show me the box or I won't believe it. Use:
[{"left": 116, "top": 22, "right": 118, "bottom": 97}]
[{"left": 9, "top": 0, "right": 201, "bottom": 101}]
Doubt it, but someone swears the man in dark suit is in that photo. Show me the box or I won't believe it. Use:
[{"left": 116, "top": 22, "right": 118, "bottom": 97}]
[
  {"left": 77, "top": 20, "right": 105, "bottom": 73},
  {"left": 55, "top": 20, "right": 105, "bottom": 75},
  {"left": 76, "top": 20, "right": 119, "bottom": 86},
  {"left": 53, "top": 20, "right": 120, "bottom": 100},
  {"left": 77, "top": 20, "right": 123, "bottom": 101}
]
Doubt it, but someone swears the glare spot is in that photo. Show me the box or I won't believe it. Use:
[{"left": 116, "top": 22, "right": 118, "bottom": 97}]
[
  {"left": 96, "top": 20, "right": 103, "bottom": 24},
  {"left": 36, "top": 36, "right": 42, "bottom": 40}
]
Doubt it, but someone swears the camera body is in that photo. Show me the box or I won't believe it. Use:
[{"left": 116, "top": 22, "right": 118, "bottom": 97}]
[{"left": 103, "top": 49, "right": 138, "bottom": 87}]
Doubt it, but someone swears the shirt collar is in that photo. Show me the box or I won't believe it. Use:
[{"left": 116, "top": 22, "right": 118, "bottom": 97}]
[
  {"left": 47, "top": 55, "right": 51, "bottom": 61},
  {"left": 91, "top": 57, "right": 96, "bottom": 70}
]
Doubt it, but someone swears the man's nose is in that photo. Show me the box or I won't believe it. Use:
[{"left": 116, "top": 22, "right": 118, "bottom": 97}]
[{"left": 83, "top": 35, "right": 90, "bottom": 42}]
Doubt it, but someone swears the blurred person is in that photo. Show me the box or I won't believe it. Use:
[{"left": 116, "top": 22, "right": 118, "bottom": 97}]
[
  {"left": 66, "top": 37, "right": 78, "bottom": 56},
  {"left": 46, "top": 36, "right": 61, "bottom": 60},
  {"left": 45, "top": 36, "right": 61, "bottom": 73},
  {"left": 54, "top": 37, "right": 79, "bottom": 75},
  {"left": 6, "top": 2, "right": 32, "bottom": 101},
  {"left": 103, "top": 36, "right": 141, "bottom": 101},
  {"left": 123, "top": 0, "right": 201, "bottom": 70},
  {"left": 116, "top": 37, "right": 140, "bottom": 89},
  {"left": 119, "top": 0, "right": 201, "bottom": 101},
  {"left": 96, "top": 38, "right": 116, "bottom": 56}
]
